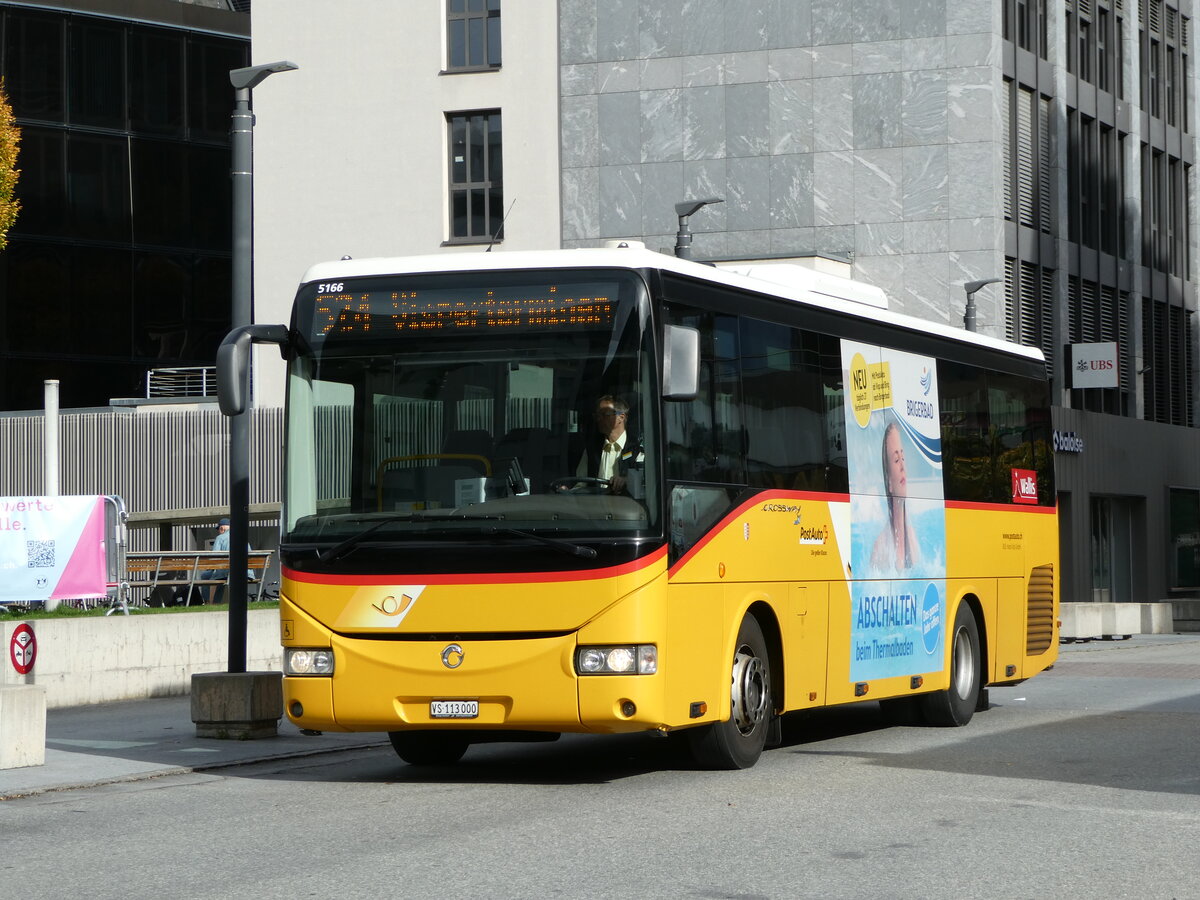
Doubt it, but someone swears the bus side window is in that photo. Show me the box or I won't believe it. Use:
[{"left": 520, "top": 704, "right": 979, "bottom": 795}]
[
  {"left": 664, "top": 306, "right": 745, "bottom": 486},
  {"left": 940, "top": 362, "right": 1053, "bottom": 505},
  {"left": 740, "top": 318, "right": 829, "bottom": 492},
  {"left": 987, "top": 370, "right": 1054, "bottom": 505},
  {"left": 939, "top": 361, "right": 992, "bottom": 503}
]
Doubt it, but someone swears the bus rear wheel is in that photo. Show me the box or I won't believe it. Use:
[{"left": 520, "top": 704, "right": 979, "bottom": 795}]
[
  {"left": 388, "top": 730, "right": 470, "bottom": 766},
  {"left": 687, "top": 615, "right": 773, "bottom": 770},
  {"left": 920, "top": 602, "right": 981, "bottom": 727}
]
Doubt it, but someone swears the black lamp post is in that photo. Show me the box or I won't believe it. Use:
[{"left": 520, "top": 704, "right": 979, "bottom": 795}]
[
  {"left": 225, "top": 60, "right": 297, "bottom": 672},
  {"left": 673, "top": 198, "right": 723, "bottom": 260}
]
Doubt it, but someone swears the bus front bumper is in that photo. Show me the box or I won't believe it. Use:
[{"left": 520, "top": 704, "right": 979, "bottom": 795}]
[{"left": 283, "top": 632, "right": 671, "bottom": 736}]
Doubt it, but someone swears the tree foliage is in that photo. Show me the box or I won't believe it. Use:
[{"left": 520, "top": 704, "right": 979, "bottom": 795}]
[{"left": 0, "top": 78, "right": 20, "bottom": 250}]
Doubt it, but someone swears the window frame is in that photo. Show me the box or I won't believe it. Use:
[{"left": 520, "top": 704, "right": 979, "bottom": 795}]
[
  {"left": 445, "top": 0, "right": 501, "bottom": 73},
  {"left": 445, "top": 109, "right": 504, "bottom": 244},
  {"left": 1168, "top": 487, "right": 1200, "bottom": 589}
]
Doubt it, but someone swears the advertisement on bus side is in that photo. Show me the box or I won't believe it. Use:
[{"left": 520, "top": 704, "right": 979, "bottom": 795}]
[{"left": 841, "top": 341, "right": 946, "bottom": 681}]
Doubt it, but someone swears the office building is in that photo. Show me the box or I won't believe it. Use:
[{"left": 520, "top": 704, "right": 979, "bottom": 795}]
[{"left": 0, "top": 0, "right": 249, "bottom": 411}]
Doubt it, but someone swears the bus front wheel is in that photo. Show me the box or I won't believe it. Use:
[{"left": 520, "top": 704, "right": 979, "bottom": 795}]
[
  {"left": 388, "top": 730, "right": 470, "bottom": 766},
  {"left": 687, "top": 615, "right": 773, "bottom": 770},
  {"left": 920, "top": 602, "right": 981, "bottom": 727}
]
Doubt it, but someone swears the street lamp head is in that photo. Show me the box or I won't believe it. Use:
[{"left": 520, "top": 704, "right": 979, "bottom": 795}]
[
  {"left": 964, "top": 277, "right": 1003, "bottom": 296},
  {"left": 962, "top": 276, "right": 1001, "bottom": 333},
  {"left": 230, "top": 60, "right": 300, "bottom": 91},
  {"left": 674, "top": 197, "right": 724, "bottom": 220}
]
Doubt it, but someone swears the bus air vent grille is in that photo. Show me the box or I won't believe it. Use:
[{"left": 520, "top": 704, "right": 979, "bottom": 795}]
[{"left": 1025, "top": 563, "right": 1055, "bottom": 655}]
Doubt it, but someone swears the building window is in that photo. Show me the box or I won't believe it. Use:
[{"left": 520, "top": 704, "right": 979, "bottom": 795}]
[
  {"left": 1005, "top": 80, "right": 1051, "bottom": 234},
  {"left": 1097, "top": 8, "right": 1110, "bottom": 92},
  {"left": 1004, "top": 258, "right": 1055, "bottom": 368},
  {"left": 447, "top": 0, "right": 501, "bottom": 71},
  {"left": 1170, "top": 489, "right": 1200, "bottom": 589},
  {"left": 1183, "top": 19, "right": 1191, "bottom": 132},
  {"left": 1142, "top": 298, "right": 1194, "bottom": 426},
  {"left": 447, "top": 110, "right": 503, "bottom": 242},
  {"left": 1066, "top": 276, "right": 1132, "bottom": 415},
  {"left": 1079, "top": 16, "right": 1093, "bottom": 82},
  {"left": 1068, "top": 1, "right": 1123, "bottom": 93},
  {"left": 1017, "top": 0, "right": 1033, "bottom": 51}
]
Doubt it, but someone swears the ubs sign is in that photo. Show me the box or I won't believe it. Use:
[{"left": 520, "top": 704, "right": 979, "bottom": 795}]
[{"left": 1071, "top": 342, "right": 1119, "bottom": 389}]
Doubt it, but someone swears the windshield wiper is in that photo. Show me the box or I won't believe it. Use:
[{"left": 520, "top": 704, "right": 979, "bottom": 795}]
[
  {"left": 316, "top": 512, "right": 503, "bottom": 563},
  {"left": 485, "top": 526, "right": 598, "bottom": 560}
]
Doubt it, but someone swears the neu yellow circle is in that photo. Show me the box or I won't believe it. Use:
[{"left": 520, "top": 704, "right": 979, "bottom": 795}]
[{"left": 849, "top": 352, "right": 872, "bottom": 428}]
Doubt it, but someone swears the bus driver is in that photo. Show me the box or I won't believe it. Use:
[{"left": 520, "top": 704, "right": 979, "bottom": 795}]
[{"left": 574, "top": 395, "right": 641, "bottom": 494}]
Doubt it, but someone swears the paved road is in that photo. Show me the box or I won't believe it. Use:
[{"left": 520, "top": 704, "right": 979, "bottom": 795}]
[{"left": 2, "top": 635, "right": 1198, "bottom": 899}]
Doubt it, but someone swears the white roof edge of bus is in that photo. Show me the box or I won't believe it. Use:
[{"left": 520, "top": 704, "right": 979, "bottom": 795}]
[
  {"left": 297, "top": 247, "right": 1043, "bottom": 363},
  {"left": 715, "top": 263, "right": 890, "bottom": 310}
]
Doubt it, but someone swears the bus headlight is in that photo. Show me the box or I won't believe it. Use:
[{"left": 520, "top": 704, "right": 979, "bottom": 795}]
[
  {"left": 284, "top": 648, "right": 335, "bottom": 676},
  {"left": 575, "top": 644, "right": 657, "bottom": 675}
]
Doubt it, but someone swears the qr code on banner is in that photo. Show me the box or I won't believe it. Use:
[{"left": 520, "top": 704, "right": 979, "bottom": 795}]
[{"left": 27, "top": 540, "right": 55, "bottom": 568}]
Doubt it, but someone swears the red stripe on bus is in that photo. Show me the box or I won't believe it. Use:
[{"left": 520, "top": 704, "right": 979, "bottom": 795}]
[
  {"left": 668, "top": 489, "right": 849, "bottom": 575},
  {"left": 945, "top": 500, "right": 1057, "bottom": 514},
  {"left": 282, "top": 545, "right": 669, "bottom": 586}
]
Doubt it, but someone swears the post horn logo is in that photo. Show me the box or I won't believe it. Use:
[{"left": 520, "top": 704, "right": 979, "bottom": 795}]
[
  {"left": 372, "top": 593, "right": 414, "bottom": 617},
  {"left": 442, "top": 644, "right": 465, "bottom": 669}
]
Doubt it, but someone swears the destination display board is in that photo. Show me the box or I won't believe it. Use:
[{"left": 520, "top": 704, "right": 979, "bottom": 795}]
[{"left": 308, "top": 281, "right": 618, "bottom": 341}]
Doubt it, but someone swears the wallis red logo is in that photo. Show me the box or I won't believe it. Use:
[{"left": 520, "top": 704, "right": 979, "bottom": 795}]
[{"left": 1012, "top": 469, "right": 1038, "bottom": 504}]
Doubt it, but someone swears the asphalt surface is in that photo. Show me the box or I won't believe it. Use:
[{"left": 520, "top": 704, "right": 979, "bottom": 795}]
[
  {"left": 0, "top": 692, "right": 388, "bottom": 800},
  {"left": 2, "top": 633, "right": 1196, "bottom": 801}
]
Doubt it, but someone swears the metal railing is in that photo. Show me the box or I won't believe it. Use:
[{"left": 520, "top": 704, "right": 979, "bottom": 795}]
[
  {"left": 0, "top": 406, "right": 283, "bottom": 552},
  {"left": 146, "top": 366, "right": 219, "bottom": 399}
]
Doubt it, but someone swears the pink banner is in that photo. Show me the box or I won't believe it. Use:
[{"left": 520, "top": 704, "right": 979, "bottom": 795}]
[
  {"left": 0, "top": 496, "right": 108, "bottom": 603},
  {"left": 52, "top": 497, "right": 107, "bottom": 599}
]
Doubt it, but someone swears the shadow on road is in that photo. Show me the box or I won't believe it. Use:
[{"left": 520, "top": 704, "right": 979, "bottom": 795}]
[
  {"left": 230, "top": 685, "right": 1200, "bottom": 796},
  {"left": 780, "top": 692, "right": 1200, "bottom": 797}
]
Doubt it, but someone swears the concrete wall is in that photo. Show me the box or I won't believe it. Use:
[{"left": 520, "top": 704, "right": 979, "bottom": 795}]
[
  {"left": 1, "top": 611, "right": 282, "bottom": 709},
  {"left": 1059, "top": 602, "right": 1176, "bottom": 640}
]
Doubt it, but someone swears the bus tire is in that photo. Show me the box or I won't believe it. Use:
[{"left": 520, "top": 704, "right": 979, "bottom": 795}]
[
  {"left": 687, "top": 614, "right": 773, "bottom": 770},
  {"left": 920, "top": 601, "right": 981, "bottom": 727},
  {"left": 388, "top": 731, "right": 470, "bottom": 766}
]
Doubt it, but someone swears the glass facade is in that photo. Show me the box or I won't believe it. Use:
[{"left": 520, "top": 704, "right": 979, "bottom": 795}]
[{"left": 0, "top": 5, "right": 248, "bottom": 410}]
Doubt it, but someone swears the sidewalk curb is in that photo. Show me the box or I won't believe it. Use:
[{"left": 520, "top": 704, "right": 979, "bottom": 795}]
[{"left": 0, "top": 738, "right": 389, "bottom": 802}]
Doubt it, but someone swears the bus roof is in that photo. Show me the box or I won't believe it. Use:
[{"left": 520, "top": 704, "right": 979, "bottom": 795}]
[{"left": 297, "top": 246, "right": 1043, "bottom": 364}]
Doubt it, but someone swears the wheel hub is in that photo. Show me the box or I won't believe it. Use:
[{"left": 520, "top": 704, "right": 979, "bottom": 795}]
[
  {"left": 952, "top": 626, "right": 975, "bottom": 700},
  {"left": 730, "top": 649, "right": 767, "bottom": 734}
]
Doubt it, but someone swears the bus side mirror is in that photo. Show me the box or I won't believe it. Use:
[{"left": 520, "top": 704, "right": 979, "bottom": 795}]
[
  {"left": 217, "top": 324, "right": 291, "bottom": 416},
  {"left": 663, "top": 324, "right": 699, "bottom": 400}
]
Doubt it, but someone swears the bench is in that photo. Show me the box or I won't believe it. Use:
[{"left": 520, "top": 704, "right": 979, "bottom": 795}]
[{"left": 124, "top": 550, "right": 275, "bottom": 608}]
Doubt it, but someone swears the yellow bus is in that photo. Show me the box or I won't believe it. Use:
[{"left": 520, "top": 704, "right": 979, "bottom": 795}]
[{"left": 221, "top": 245, "right": 1057, "bottom": 769}]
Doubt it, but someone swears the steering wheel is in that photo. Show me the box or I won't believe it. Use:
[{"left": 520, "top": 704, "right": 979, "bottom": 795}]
[{"left": 550, "top": 476, "right": 611, "bottom": 493}]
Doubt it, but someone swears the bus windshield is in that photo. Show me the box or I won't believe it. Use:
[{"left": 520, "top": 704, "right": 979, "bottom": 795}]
[{"left": 282, "top": 268, "right": 660, "bottom": 552}]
